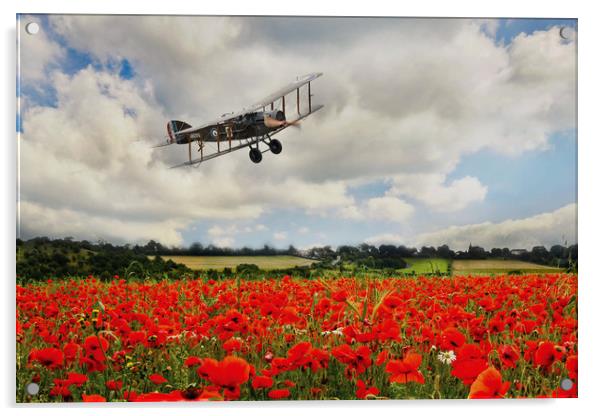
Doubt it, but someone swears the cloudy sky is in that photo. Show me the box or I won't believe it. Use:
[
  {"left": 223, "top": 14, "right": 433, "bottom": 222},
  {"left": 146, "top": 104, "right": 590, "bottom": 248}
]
[{"left": 17, "top": 15, "right": 577, "bottom": 250}]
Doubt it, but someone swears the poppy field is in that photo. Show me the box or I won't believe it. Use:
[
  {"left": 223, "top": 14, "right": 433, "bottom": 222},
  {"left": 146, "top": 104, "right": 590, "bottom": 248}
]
[{"left": 16, "top": 273, "right": 577, "bottom": 402}]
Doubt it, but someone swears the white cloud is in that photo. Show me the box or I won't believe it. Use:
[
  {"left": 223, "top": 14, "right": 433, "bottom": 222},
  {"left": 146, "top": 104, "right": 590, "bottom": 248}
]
[
  {"left": 386, "top": 174, "right": 487, "bottom": 212},
  {"left": 341, "top": 196, "right": 414, "bottom": 223},
  {"left": 212, "top": 237, "right": 235, "bottom": 248},
  {"left": 364, "top": 233, "right": 407, "bottom": 246},
  {"left": 18, "top": 17, "right": 576, "bottom": 245},
  {"left": 273, "top": 231, "right": 287, "bottom": 241},
  {"left": 46, "top": 17, "right": 576, "bottom": 180},
  {"left": 365, "top": 197, "right": 415, "bottom": 223},
  {"left": 207, "top": 225, "right": 238, "bottom": 238},
  {"left": 298, "top": 226, "right": 310, "bottom": 234},
  {"left": 19, "top": 201, "right": 185, "bottom": 246},
  {"left": 19, "top": 68, "right": 353, "bottom": 244},
  {"left": 19, "top": 16, "right": 65, "bottom": 83},
  {"left": 476, "top": 19, "right": 500, "bottom": 38},
  {"left": 412, "top": 204, "right": 577, "bottom": 250}
]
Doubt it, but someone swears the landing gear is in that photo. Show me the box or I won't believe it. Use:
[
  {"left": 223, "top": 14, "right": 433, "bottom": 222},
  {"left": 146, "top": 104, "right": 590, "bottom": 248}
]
[
  {"left": 249, "top": 148, "right": 262, "bottom": 163},
  {"left": 269, "top": 139, "right": 282, "bottom": 154}
]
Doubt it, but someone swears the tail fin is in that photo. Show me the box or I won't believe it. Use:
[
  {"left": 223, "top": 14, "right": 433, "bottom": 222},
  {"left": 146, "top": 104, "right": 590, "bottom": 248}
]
[{"left": 166, "top": 120, "right": 192, "bottom": 143}]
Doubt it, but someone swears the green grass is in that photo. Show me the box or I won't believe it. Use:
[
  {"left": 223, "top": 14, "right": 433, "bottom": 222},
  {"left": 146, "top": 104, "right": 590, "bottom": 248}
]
[
  {"left": 452, "top": 259, "right": 563, "bottom": 275},
  {"left": 156, "top": 255, "right": 317, "bottom": 271},
  {"left": 401, "top": 258, "right": 450, "bottom": 274}
]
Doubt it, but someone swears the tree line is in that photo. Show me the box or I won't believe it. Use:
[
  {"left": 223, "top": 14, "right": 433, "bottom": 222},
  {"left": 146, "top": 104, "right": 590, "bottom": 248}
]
[{"left": 16, "top": 237, "right": 577, "bottom": 282}]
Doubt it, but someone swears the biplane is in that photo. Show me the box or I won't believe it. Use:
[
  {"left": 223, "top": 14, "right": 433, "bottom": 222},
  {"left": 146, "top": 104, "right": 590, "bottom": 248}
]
[{"left": 154, "top": 73, "right": 324, "bottom": 168}]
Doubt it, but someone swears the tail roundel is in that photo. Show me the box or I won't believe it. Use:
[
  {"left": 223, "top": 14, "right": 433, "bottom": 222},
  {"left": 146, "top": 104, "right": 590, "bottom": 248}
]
[{"left": 166, "top": 120, "right": 192, "bottom": 143}]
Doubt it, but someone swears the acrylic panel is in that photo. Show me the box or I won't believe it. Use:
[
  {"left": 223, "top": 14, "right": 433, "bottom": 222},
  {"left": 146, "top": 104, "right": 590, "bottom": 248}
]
[{"left": 16, "top": 15, "right": 577, "bottom": 403}]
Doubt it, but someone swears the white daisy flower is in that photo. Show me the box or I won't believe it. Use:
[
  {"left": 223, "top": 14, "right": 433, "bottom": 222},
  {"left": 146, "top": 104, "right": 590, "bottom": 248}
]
[{"left": 437, "top": 350, "right": 456, "bottom": 365}]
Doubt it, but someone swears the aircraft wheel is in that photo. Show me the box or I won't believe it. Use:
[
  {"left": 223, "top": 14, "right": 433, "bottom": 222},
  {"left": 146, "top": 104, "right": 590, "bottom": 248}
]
[
  {"left": 269, "top": 139, "right": 282, "bottom": 154},
  {"left": 249, "top": 148, "right": 263, "bottom": 163}
]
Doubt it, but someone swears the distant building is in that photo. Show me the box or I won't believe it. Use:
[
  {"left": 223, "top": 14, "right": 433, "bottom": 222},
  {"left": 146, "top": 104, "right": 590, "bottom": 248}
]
[{"left": 510, "top": 249, "right": 528, "bottom": 256}]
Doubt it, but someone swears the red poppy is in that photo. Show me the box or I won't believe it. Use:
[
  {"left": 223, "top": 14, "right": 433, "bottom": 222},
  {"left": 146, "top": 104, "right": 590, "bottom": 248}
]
[
  {"left": 63, "top": 342, "right": 80, "bottom": 364},
  {"left": 356, "top": 379, "right": 379, "bottom": 399},
  {"left": 223, "top": 337, "right": 243, "bottom": 353},
  {"left": 252, "top": 375, "right": 274, "bottom": 389},
  {"left": 49, "top": 379, "right": 72, "bottom": 399},
  {"left": 451, "top": 344, "right": 488, "bottom": 385},
  {"left": 106, "top": 379, "right": 123, "bottom": 391},
  {"left": 208, "top": 356, "right": 251, "bottom": 389},
  {"left": 268, "top": 388, "right": 290, "bottom": 399},
  {"left": 66, "top": 372, "right": 88, "bottom": 387},
  {"left": 30, "top": 347, "right": 64, "bottom": 369},
  {"left": 441, "top": 327, "right": 465, "bottom": 350},
  {"left": 184, "top": 356, "right": 202, "bottom": 368},
  {"left": 196, "top": 358, "right": 219, "bottom": 380},
  {"left": 376, "top": 350, "right": 389, "bottom": 366},
  {"left": 498, "top": 345, "right": 520, "bottom": 369},
  {"left": 534, "top": 341, "right": 558, "bottom": 369},
  {"left": 332, "top": 344, "right": 372, "bottom": 374},
  {"left": 566, "top": 354, "right": 577, "bottom": 380},
  {"left": 385, "top": 353, "right": 425, "bottom": 384},
  {"left": 82, "top": 394, "right": 107, "bottom": 402},
  {"left": 83, "top": 335, "right": 109, "bottom": 362},
  {"left": 149, "top": 373, "right": 168, "bottom": 384},
  {"left": 468, "top": 367, "right": 510, "bottom": 399}
]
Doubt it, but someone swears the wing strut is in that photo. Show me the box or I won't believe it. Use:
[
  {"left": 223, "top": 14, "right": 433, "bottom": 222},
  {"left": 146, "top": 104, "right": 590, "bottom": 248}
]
[{"left": 308, "top": 81, "right": 312, "bottom": 113}]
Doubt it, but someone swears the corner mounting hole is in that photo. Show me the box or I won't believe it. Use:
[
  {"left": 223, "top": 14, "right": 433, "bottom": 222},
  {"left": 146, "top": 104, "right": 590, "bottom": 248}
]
[
  {"left": 25, "top": 22, "right": 39, "bottom": 35},
  {"left": 26, "top": 382, "right": 39, "bottom": 395},
  {"left": 560, "top": 378, "right": 574, "bottom": 391}
]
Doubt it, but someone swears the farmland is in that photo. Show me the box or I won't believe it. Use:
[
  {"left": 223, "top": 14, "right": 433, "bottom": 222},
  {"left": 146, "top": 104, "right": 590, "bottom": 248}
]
[
  {"left": 401, "top": 258, "right": 449, "bottom": 274},
  {"left": 156, "top": 255, "right": 559, "bottom": 276},
  {"left": 452, "top": 259, "right": 563, "bottom": 275},
  {"left": 17, "top": 273, "right": 577, "bottom": 402},
  {"left": 156, "top": 255, "right": 317, "bottom": 271}
]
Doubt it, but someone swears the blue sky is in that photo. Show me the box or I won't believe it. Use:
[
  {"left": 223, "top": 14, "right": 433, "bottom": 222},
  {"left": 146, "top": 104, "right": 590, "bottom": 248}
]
[
  {"left": 17, "top": 16, "right": 577, "bottom": 250},
  {"left": 495, "top": 18, "right": 577, "bottom": 45}
]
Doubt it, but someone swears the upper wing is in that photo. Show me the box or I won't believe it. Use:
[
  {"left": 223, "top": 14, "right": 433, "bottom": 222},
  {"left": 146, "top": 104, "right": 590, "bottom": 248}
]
[
  {"left": 176, "top": 72, "right": 323, "bottom": 136},
  {"left": 246, "top": 72, "right": 323, "bottom": 112}
]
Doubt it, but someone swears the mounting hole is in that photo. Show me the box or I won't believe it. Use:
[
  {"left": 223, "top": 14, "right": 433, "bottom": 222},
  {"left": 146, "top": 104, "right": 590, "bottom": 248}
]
[
  {"left": 25, "top": 22, "right": 40, "bottom": 35},
  {"left": 26, "top": 382, "right": 39, "bottom": 395},
  {"left": 560, "top": 378, "right": 574, "bottom": 391}
]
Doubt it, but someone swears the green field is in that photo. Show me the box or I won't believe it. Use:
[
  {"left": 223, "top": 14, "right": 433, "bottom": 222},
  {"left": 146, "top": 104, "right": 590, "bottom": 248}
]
[
  {"left": 401, "top": 257, "right": 450, "bottom": 274},
  {"left": 452, "top": 259, "right": 563, "bottom": 275},
  {"left": 157, "top": 255, "right": 317, "bottom": 271}
]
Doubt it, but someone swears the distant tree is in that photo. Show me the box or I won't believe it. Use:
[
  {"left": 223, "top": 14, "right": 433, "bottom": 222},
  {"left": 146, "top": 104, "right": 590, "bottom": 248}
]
[
  {"left": 358, "top": 244, "right": 378, "bottom": 257},
  {"left": 378, "top": 244, "right": 399, "bottom": 258},
  {"left": 419, "top": 246, "right": 437, "bottom": 258},
  {"left": 189, "top": 242, "right": 203, "bottom": 256},
  {"left": 550, "top": 245, "right": 566, "bottom": 259},
  {"left": 436, "top": 245, "right": 453, "bottom": 259},
  {"left": 397, "top": 245, "right": 417, "bottom": 258},
  {"left": 490, "top": 248, "right": 503, "bottom": 258},
  {"left": 530, "top": 246, "right": 549, "bottom": 263},
  {"left": 467, "top": 244, "right": 487, "bottom": 259},
  {"left": 144, "top": 240, "right": 164, "bottom": 254}
]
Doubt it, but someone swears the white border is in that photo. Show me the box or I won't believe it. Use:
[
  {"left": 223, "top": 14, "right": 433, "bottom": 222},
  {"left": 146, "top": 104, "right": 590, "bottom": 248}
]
[{"left": 3, "top": 1, "right": 600, "bottom": 415}]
